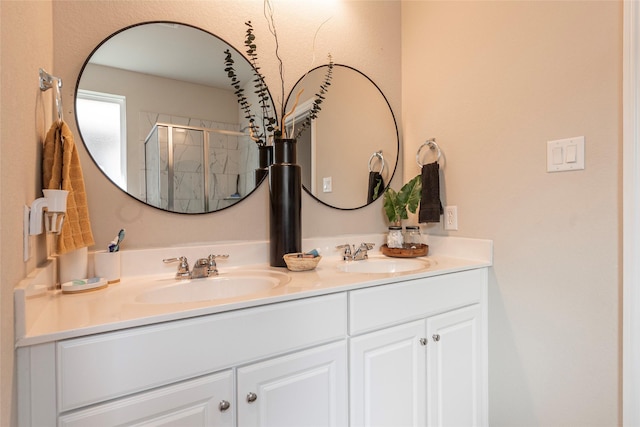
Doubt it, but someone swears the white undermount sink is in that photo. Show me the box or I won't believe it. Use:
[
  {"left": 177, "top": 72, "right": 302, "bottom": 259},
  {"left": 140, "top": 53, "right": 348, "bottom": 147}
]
[
  {"left": 337, "top": 257, "right": 432, "bottom": 274},
  {"left": 136, "top": 270, "right": 290, "bottom": 304}
]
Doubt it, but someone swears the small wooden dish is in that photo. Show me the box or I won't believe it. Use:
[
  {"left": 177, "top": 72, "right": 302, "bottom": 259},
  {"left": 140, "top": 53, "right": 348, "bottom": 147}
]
[
  {"left": 283, "top": 253, "right": 322, "bottom": 271},
  {"left": 380, "top": 244, "right": 429, "bottom": 258}
]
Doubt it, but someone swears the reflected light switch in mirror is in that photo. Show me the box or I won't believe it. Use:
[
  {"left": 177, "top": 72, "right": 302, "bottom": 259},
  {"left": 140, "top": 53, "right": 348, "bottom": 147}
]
[{"left": 323, "top": 177, "right": 332, "bottom": 193}]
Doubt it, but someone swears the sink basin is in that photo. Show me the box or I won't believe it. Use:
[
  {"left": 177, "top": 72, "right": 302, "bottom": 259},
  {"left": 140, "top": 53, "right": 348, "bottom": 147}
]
[
  {"left": 337, "top": 257, "right": 431, "bottom": 274},
  {"left": 136, "top": 270, "right": 289, "bottom": 304}
]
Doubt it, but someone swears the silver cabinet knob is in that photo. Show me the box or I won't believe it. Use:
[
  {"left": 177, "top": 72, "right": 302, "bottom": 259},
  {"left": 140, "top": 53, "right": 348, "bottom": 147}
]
[
  {"left": 219, "top": 400, "right": 230, "bottom": 412},
  {"left": 420, "top": 338, "right": 427, "bottom": 346},
  {"left": 247, "top": 392, "right": 258, "bottom": 403},
  {"left": 432, "top": 334, "right": 441, "bottom": 342}
]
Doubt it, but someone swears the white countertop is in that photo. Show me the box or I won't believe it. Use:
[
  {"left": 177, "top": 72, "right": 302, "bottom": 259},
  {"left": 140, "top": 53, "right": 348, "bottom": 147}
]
[{"left": 15, "top": 234, "right": 492, "bottom": 347}]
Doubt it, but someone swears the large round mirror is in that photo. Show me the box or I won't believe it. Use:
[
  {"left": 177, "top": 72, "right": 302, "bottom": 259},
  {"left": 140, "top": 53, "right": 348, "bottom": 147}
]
[
  {"left": 75, "top": 22, "right": 273, "bottom": 214},
  {"left": 285, "top": 65, "right": 398, "bottom": 210}
]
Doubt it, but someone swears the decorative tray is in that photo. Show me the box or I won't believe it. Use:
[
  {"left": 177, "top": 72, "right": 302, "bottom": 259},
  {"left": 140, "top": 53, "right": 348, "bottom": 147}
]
[{"left": 380, "top": 243, "right": 429, "bottom": 258}]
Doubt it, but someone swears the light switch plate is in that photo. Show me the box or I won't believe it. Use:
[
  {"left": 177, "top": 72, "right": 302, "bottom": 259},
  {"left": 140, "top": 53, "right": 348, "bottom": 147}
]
[
  {"left": 323, "top": 177, "right": 332, "bottom": 193},
  {"left": 547, "top": 136, "right": 585, "bottom": 172}
]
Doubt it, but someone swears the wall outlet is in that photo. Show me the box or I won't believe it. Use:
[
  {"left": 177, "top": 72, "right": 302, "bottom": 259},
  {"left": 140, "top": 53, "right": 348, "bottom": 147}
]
[{"left": 444, "top": 206, "right": 458, "bottom": 231}]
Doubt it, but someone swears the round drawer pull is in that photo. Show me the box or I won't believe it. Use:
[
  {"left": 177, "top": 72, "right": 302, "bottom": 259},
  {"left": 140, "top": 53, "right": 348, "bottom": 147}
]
[
  {"left": 247, "top": 392, "right": 258, "bottom": 403},
  {"left": 219, "top": 400, "right": 230, "bottom": 412},
  {"left": 432, "top": 334, "right": 441, "bottom": 342}
]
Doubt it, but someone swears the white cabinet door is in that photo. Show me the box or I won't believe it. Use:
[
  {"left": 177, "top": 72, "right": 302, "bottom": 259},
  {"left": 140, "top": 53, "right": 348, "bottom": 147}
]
[
  {"left": 237, "top": 341, "right": 348, "bottom": 427},
  {"left": 350, "top": 320, "right": 426, "bottom": 427},
  {"left": 426, "top": 304, "right": 484, "bottom": 427},
  {"left": 58, "top": 370, "right": 234, "bottom": 427}
]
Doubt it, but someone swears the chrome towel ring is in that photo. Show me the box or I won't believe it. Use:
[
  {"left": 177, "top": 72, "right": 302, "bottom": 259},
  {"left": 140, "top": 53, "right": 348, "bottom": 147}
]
[
  {"left": 368, "top": 150, "right": 385, "bottom": 173},
  {"left": 416, "top": 138, "right": 442, "bottom": 167},
  {"left": 39, "top": 68, "right": 63, "bottom": 124}
]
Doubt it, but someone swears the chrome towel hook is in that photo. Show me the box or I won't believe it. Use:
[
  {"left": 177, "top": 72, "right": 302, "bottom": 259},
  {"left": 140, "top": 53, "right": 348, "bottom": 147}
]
[
  {"left": 39, "top": 68, "right": 63, "bottom": 123},
  {"left": 368, "top": 150, "right": 385, "bottom": 174},
  {"left": 416, "top": 138, "right": 442, "bottom": 167}
]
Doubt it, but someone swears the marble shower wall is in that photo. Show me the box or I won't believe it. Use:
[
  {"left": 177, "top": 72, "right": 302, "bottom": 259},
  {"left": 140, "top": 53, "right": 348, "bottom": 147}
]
[{"left": 141, "top": 111, "right": 257, "bottom": 213}]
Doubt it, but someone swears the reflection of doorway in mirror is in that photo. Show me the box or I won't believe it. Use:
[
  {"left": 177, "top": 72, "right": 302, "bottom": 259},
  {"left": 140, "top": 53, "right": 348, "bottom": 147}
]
[
  {"left": 76, "top": 90, "right": 127, "bottom": 190},
  {"left": 285, "top": 98, "right": 316, "bottom": 193},
  {"left": 299, "top": 127, "right": 312, "bottom": 191}
]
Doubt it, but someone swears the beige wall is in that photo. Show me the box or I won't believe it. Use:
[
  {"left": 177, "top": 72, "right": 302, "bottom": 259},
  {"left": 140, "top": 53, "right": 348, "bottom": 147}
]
[
  {"left": 0, "top": 0, "right": 625, "bottom": 425},
  {"left": 402, "top": 1, "right": 621, "bottom": 425},
  {"left": 1, "top": 1, "right": 55, "bottom": 425},
  {"left": 0, "top": 1, "right": 401, "bottom": 424},
  {"left": 52, "top": 0, "right": 402, "bottom": 250}
]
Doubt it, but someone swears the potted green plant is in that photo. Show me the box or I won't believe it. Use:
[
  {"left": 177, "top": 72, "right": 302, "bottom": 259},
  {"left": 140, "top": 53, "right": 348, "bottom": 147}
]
[{"left": 383, "top": 175, "right": 422, "bottom": 226}]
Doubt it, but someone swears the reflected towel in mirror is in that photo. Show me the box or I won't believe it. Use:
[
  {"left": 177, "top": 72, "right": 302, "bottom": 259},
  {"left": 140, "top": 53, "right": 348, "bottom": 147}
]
[{"left": 367, "top": 171, "right": 385, "bottom": 203}]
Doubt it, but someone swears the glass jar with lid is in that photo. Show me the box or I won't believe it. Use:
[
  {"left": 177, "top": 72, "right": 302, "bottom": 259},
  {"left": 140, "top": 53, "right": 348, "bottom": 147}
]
[
  {"left": 387, "top": 226, "right": 404, "bottom": 248},
  {"left": 404, "top": 225, "right": 422, "bottom": 247}
]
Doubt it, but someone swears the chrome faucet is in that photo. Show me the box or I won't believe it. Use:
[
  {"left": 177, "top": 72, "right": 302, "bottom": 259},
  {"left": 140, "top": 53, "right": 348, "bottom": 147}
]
[
  {"left": 196, "top": 254, "right": 229, "bottom": 278},
  {"left": 191, "top": 258, "right": 211, "bottom": 279},
  {"left": 163, "top": 256, "right": 191, "bottom": 279},
  {"left": 163, "top": 254, "right": 229, "bottom": 280},
  {"left": 336, "top": 243, "right": 375, "bottom": 261}
]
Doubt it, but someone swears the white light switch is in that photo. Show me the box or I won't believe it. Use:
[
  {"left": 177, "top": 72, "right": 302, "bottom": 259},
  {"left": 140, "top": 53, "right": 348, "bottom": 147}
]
[
  {"left": 547, "top": 136, "right": 585, "bottom": 172},
  {"left": 552, "top": 147, "right": 563, "bottom": 165},
  {"left": 566, "top": 144, "right": 577, "bottom": 163}
]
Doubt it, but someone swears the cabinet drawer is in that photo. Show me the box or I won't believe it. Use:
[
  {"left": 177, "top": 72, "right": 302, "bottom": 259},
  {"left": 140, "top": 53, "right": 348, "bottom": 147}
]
[
  {"left": 57, "top": 293, "right": 347, "bottom": 412},
  {"left": 349, "top": 269, "right": 486, "bottom": 335},
  {"left": 59, "top": 370, "right": 233, "bottom": 427}
]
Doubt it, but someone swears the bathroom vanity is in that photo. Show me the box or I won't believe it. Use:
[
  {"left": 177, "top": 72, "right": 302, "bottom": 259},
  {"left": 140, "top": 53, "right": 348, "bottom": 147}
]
[{"left": 15, "top": 235, "right": 491, "bottom": 427}]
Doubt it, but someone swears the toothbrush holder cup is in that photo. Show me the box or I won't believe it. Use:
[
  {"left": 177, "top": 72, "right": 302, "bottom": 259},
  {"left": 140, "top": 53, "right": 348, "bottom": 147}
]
[{"left": 94, "top": 250, "right": 121, "bottom": 284}]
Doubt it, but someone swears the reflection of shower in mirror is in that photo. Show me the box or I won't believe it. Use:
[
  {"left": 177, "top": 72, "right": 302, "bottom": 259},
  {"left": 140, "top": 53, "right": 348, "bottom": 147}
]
[{"left": 143, "top": 122, "right": 256, "bottom": 213}]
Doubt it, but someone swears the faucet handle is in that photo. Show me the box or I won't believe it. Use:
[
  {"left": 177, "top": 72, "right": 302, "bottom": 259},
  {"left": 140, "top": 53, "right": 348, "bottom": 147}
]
[
  {"left": 336, "top": 244, "right": 353, "bottom": 260},
  {"left": 353, "top": 243, "right": 375, "bottom": 260},
  {"left": 206, "top": 254, "right": 229, "bottom": 275},
  {"left": 163, "top": 256, "right": 191, "bottom": 279},
  {"left": 163, "top": 256, "right": 188, "bottom": 267},
  {"left": 207, "top": 254, "right": 229, "bottom": 264}
]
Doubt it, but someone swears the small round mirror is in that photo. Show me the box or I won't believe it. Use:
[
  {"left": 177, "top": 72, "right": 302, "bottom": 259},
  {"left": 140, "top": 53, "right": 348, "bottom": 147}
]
[{"left": 285, "top": 64, "right": 399, "bottom": 210}]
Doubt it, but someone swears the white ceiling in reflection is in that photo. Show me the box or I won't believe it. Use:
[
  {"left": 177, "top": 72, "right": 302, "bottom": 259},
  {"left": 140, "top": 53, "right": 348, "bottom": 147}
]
[{"left": 89, "top": 23, "right": 252, "bottom": 88}]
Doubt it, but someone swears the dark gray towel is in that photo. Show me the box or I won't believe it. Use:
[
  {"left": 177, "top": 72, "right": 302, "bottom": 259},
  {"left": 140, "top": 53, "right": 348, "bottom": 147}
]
[
  {"left": 367, "top": 171, "right": 385, "bottom": 203},
  {"left": 419, "top": 161, "right": 443, "bottom": 223}
]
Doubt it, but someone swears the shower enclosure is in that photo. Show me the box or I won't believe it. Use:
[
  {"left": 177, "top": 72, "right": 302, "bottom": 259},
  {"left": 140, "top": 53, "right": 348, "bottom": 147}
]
[{"left": 144, "top": 122, "right": 254, "bottom": 213}]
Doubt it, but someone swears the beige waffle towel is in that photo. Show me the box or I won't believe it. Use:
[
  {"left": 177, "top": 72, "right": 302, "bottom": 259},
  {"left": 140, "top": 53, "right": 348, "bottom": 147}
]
[{"left": 43, "top": 121, "right": 95, "bottom": 254}]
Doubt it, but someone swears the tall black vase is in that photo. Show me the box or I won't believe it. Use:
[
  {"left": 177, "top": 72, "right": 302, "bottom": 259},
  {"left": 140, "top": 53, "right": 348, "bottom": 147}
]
[
  {"left": 269, "top": 138, "right": 301, "bottom": 267},
  {"left": 255, "top": 145, "right": 273, "bottom": 186}
]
